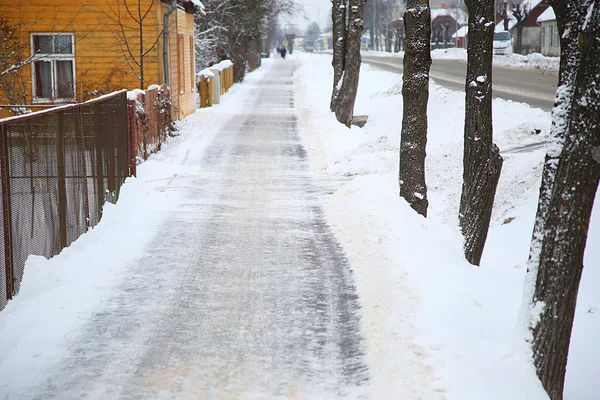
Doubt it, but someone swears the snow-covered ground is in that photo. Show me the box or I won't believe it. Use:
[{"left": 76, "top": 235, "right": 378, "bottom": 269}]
[
  {"left": 294, "top": 53, "right": 598, "bottom": 400},
  {"left": 0, "top": 53, "right": 596, "bottom": 400},
  {"left": 363, "top": 48, "right": 560, "bottom": 71}
]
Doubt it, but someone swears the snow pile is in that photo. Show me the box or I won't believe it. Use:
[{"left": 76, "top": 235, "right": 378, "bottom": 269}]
[
  {"left": 362, "top": 48, "right": 559, "bottom": 70},
  {"left": 294, "top": 52, "right": 598, "bottom": 400},
  {"left": 197, "top": 68, "right": 214, "bottom": 78},
  {"left": 431, "top": 48, "right": 560, "bottom": 70},
  {"left": 127, "top": 88, "right": 145, "bottom": 101}
]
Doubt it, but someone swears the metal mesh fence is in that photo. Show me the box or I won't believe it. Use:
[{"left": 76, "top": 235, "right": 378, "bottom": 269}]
[
  {"left": 127, "top": 85, "right": 172, "bottom": 163},
  {"left": 0, "top": 91, "right": 130, "bottom": 310}
]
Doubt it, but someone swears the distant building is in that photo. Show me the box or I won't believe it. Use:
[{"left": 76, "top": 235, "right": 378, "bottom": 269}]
[
  {"left": 430, "top": 5, "right": 468, "bottom": 49},
  {"left": 497, "top": 0, "right": 551, "bottom": 55},
  {"left": 389, "top": 0, "right": 467, "bottom": 51},
  {"left": 537, "top": 7, "right": 560, "bottom": 56}
]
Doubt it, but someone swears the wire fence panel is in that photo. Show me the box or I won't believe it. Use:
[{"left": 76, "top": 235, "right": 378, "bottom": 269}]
[
  {"left": 0, "top": 91, "right": 130, "bottom": 309},
  {"left": 127, "top": 85, "right": 172, "bottom": 164}
]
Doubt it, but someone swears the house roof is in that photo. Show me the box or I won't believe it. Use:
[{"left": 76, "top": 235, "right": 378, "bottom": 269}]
[
  {"left": 161, "top": 0, "right": 204, "bottom": 14},
  {"left": 496, "top": 0, "right": 550, "bottom": 30},
  {"left": 431, "top": 8, "right": 468, "bottom": 25},
  {"left": 537, "top": 7, "right": 556, "bottom": 23},
  {"left": 452, "top": 26, "right": 468, "bottom": 39}
]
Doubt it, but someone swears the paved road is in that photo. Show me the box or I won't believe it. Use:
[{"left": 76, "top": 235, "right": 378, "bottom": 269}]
[
  {"left": 15, "top": 62, "right": 369, "bottom": 399},
  {"left": 362, "top": 54, "right": 558, "bottom": 111}
]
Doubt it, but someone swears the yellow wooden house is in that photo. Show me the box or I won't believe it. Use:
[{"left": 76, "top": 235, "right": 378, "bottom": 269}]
[{"left": 0, "top": 0, "right": 200, "bottom": 119}]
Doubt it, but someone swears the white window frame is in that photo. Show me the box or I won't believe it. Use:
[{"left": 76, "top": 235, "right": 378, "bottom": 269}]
[
  {"left": 30, "top": 33, "right": 76, "bottom": 103},
  {"left": 542, "top": 26, "right": 546, "bottom": 47}
]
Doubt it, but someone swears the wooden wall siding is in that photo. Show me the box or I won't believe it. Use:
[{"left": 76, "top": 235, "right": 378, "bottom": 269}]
[
  {"left": 0, "top": 0, "right": 162, "bottom": 102},
  {"left": 1, "top": 0, "right": 196, "bottom": 119},
  {"left": 161, "top": 4, "right": 196, "bottom": 119}
]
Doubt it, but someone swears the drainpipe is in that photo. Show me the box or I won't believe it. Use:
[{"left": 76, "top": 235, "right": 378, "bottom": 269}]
[{"left": 163, "top": 0, "right": 178, "bottom": 85}]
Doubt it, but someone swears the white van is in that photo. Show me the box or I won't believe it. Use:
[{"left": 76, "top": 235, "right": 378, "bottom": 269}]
[{"left": 493, "top": 30, "right": 514, "bottom": 56}]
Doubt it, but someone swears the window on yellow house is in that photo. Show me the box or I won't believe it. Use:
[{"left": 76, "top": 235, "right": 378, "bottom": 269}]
[
  {"left": 189, "top": 36, "right": 195, "bottom": 91},
  {"left": 178, "top": 34, "right": 185, "bottom": 94},
  {"left": 31, "top": 34, "right": 75, "bottom": 101}
]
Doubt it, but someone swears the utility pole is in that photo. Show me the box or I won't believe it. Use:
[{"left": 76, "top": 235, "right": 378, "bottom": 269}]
[
  {"left": 374, "top": 0, "right": 378, "bottom": 50},
  {"left": 494, "top": 0, "right": 497, "bottom": 25},
  {"left": 386, "top": 0, "right": 391, "bottom": 52}
]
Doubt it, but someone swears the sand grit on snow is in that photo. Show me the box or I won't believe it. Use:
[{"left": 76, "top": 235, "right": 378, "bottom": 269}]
[{"left": 293, "top": 52, "right": 598, "bottom": 400}]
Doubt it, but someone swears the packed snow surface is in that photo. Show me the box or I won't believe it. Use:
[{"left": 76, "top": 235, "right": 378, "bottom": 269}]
[
  {"left": 294, "top": 53, "right": 598, "bottom": 400},
  {"left": 0, "top": 51, "right": 597, "bottom": 400}
]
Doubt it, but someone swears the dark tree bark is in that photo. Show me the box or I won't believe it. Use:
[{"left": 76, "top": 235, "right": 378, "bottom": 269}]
[
  {"left": 398, "top": 0, "right": 431, "bottom": 217},
  {"left": 459, "top": 0, "right": 503, "bottom": 266},
  {"left": 330, "top": 0, "right": 346, "bottom": 111},
  {"left": 510, "top": 1, "right": 531, "bottom": 54},
  {"left": 520, "top": 1, "right": 600, "bottom": 399},
  {"left": 332, "top": 0, "right": 366, "bottom": 127}
]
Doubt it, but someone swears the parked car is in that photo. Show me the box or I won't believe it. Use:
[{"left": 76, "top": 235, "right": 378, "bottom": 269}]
[{"left": 493, "top": 30, "right": 514, "bottom": 56}]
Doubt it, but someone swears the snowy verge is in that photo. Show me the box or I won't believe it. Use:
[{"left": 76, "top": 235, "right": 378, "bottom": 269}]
[
  {"left": 293, "top": 52, "right": 598, "bottom": 400},
  {"left": 361, "top": 48, "right": 559, "bottom": 71}
]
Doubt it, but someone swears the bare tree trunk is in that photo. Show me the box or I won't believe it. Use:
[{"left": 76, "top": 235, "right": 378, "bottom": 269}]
[
  {"left": 330, "top": 0, "right": 347, "bottom": 111},
  {"left": 519, "top": 2, "right": 600, "bottom": 399},
  {"left": 460, "top": 0, "right": 503, "bottom": 266},
  {"left": 334, "top": 0, "right": 366, "bottom": 127},
  {"left": 398, "top": 0, "right": 431, "bottom": 217},
  {"left": 516, "top": 25, "right": 524, "bottom": 54}
]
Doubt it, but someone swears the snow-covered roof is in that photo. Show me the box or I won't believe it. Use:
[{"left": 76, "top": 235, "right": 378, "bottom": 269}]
[
  {"left": 430, "top": 7, "right": 468, "bottom": 25},
  {"left": 537, "top": 7, "right": 556, "bottom": 23},
  {"left": 169, "top": 0, "right": 205, "bottom": 14},
  {"left": 452, "top": 26, "right": 468, "bottom": 39}
]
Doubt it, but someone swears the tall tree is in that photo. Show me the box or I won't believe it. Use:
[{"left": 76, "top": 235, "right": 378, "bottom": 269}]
[
  {"left": 518, "top": 1, "right": 600, "bottom": 399},
  {"left": 398, "top": 0, "right": 431, "bottom": 217},
  {"left": 305, "top": 21, "right": 321, "bottom": 44},
  {"left": 509, "top": 0, "right": 532, "bottom": 54},
  {"left": 330, "top": 0, "right": 346, "bottom": 111},
  {"left": 459, "top": 0, "right": 503, "bottom": 266},
  {"left": 330, "top": 0, "right": 366, "bottom": 127},
  {"left": 195, "top": 0, "right": 297, "bottom": 82}
]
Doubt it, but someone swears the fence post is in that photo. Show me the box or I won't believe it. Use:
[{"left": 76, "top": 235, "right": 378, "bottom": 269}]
[
  {"left": 56, "top": 113, "right": 68, "bottom": 250},
  {"left": 94, "top": 102, "right": 105, "bottom": 216},
  {"left": 0, "top": 123, "right": 14, "bottom": 301},
  {"left": 127, "top": 98, "right": 137, "bottom": 178},
  {"left": 105, "top": 102, "right": 116, "bottom": 203},
  {"left": 78, "top": 108, "right": 91, "bottom": 230},
  {"left": 210, "top": 67, "right": 221, "bottom": 104}
]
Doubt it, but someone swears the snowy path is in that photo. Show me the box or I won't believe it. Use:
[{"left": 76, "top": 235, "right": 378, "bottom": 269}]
[{"left": 3, "top": 62, "right": 368, "bottom": 399}]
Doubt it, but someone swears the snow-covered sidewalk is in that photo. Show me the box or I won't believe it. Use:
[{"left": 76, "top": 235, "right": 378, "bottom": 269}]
[
  {"left": 0, "top": 60, "right": 370, "bottom": 399},
  {"left": 0, "top": 52, "right": 597, "bottom": 400}
]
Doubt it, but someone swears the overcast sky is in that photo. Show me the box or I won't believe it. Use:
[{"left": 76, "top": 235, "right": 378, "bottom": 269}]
[{"left": 283, "top": 0, "right": 330, "bottom": 33}]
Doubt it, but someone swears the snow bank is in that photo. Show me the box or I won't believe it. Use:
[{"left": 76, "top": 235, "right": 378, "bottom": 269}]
[
  {"left": 362, "top": 49, "right": 560, "bottom": 71},
  {"left": 430, "top": 48, "right": 560, "bottom": 71},
  {"left": 294, "top": 52, "right": 598, "bottom": 400}
]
